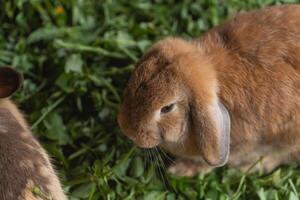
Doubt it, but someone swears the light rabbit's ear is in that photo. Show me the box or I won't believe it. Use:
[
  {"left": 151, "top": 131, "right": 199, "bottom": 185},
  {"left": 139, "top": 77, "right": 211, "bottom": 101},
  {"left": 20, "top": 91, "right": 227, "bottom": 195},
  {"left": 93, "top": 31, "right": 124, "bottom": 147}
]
[
  {"left": 0, "top": 67, "right": 23, "bottom": 98},
  {"left": 191, "top": 99, "right": 230, "bottom": 166},
  {"left": 176, "top": 50, "right": 231, "bottom": 166}
]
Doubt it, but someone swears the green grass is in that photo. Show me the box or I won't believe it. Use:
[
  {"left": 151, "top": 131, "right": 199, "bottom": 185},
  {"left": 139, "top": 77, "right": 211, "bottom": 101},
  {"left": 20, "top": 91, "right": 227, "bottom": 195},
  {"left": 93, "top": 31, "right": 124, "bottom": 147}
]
[{"left": 1, "top": 0, "right": 300, "bottom": 199}]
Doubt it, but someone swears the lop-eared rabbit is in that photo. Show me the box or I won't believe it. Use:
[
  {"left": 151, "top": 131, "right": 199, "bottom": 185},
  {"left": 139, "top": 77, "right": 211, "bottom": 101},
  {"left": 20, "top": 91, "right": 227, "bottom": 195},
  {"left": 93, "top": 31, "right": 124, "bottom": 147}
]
[
  {"left": 0, "top": 67, "right": 67, "bottom": 199},
  {"left": 118, "top": 5, "right": 300, "bottom": 176}
]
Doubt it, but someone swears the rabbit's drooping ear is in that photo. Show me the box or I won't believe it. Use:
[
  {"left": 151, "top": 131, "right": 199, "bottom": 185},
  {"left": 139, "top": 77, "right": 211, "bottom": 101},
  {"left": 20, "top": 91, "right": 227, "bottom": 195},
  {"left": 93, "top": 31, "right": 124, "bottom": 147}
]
[
  {"left": 177, "top": 51, "right": 231, "bottom": 166},
  {"left": 0, "top": 67, "right": 23, "bottom": 98},
  {"left": 191, "top": 98, "right": 230, "bottom": 166}
]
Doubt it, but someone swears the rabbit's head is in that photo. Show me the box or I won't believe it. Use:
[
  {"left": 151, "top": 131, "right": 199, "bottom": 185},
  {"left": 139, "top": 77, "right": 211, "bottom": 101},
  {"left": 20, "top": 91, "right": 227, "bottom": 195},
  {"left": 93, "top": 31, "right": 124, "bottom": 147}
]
[{"left": 118, "top": 38, "right": 230, "bottom": 166}]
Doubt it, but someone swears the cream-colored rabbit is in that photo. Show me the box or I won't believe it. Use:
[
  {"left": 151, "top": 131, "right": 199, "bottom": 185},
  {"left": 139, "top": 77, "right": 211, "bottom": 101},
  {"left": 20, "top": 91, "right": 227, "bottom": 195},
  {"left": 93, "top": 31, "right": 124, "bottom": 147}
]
[
  {"left": 118, "top": 4, "right": 300, "bottom": 176},
  {"left": 0, "top": 67, "right": 67, "bottom": 199}
]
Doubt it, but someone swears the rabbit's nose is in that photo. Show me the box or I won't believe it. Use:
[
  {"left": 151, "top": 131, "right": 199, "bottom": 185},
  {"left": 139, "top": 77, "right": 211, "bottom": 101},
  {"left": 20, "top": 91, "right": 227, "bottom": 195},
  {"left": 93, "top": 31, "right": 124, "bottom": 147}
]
[{"left": 130, "top": 132, "right": 160, "bottom": 148}]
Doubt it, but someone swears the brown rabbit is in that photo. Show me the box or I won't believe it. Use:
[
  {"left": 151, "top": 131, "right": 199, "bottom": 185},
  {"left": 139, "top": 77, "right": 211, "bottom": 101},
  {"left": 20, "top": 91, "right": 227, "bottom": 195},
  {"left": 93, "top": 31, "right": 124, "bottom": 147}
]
[
  {"left": 0, "top": 67, "right": 67, "bottom": 199},
  {"left": 118, "top": 4, "right": 300, "bottom": 176}
]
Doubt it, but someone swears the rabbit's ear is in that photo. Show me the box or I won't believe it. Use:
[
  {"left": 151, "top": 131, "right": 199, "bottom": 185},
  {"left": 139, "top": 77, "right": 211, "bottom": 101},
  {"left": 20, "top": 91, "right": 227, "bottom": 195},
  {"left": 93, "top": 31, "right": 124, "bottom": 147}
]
[
  {"left": 191, "top": 98, "right": 230, "bottom": 166},
  {"left": 178, "top": 52, "right": 231, "bottom": 166},
  {"left": 0, "top": 67, "right": 23, "bottom": 98}
]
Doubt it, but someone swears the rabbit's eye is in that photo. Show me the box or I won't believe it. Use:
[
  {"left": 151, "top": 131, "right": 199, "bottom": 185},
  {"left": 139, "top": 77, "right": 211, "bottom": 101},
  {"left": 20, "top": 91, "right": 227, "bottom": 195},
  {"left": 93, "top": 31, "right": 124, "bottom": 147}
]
[{"left": 161, "top": 103, "right": 175, "bottom": 114}]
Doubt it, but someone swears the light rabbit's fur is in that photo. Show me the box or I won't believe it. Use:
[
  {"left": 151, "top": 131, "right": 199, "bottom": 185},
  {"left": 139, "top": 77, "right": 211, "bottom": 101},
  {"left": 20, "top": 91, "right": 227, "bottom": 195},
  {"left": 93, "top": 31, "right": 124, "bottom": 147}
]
[
  {"left": 0, "top": 67, "right": 67, "bottom": 199},
  {"left": 118, "top": 5, "right": 300, "bottom": 176}
]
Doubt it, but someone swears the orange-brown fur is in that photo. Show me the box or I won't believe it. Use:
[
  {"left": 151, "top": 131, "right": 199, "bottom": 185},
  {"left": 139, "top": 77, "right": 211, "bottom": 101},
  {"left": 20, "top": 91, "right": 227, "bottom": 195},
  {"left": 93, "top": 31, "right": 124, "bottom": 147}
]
[{"left": 118, "top": 5, "right": 300, "bottom": 176}]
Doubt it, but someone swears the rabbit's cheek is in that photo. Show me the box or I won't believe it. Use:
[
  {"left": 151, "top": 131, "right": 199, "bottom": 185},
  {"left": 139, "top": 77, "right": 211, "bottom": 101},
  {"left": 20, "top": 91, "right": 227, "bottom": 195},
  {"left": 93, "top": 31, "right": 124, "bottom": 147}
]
[{"left": 162, "top": 121, "right": 186, "bottom": 143}]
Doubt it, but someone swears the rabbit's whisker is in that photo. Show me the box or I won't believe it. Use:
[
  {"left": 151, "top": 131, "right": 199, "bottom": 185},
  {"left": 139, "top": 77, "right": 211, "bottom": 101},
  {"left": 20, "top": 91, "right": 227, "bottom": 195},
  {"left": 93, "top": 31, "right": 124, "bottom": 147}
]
[
  {"left": 153, "top": 147, "right": 168, "bottom": 188},
  {"left": 158, "top": 147, "right": 175, "bottom": 164}
]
